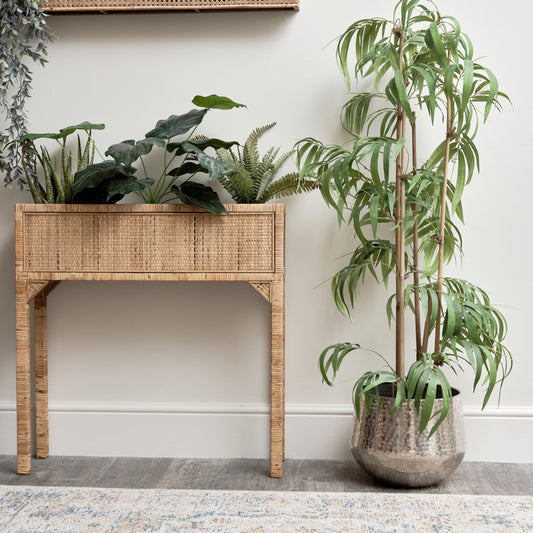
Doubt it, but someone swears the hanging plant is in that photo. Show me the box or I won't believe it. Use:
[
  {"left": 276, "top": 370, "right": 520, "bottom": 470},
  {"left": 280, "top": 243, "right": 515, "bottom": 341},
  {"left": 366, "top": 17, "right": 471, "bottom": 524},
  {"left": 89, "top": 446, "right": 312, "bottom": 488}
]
[{"left": 0, "top": 0, "right": 54, "bottom": 188}]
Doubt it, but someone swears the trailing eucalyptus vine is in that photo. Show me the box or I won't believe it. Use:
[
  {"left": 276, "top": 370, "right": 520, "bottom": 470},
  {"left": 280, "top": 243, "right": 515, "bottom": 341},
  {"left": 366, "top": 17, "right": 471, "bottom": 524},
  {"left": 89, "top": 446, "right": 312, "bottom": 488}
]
[
  {"left": 0, "top": 0, "right": 54, "bottom": 188},
  {"left": 296, "top": 0, "right": 512, "bottom": 435}
]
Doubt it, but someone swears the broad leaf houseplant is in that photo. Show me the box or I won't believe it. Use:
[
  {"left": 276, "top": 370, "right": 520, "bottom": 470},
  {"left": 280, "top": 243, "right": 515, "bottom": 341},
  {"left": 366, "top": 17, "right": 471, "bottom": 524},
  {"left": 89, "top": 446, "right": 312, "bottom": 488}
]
[
  {"left": 296, "top": 0, "right": 512, "bottom": 487},
  {"left": 9, "top": 95, "right": 246, "bottom": 213}
]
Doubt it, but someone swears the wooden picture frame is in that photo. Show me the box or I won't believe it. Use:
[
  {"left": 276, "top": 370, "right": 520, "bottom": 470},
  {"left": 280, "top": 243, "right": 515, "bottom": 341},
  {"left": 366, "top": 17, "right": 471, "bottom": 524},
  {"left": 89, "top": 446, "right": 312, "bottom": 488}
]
[{"left": 41, "top": 0, "right": 299, "bottom": 13}]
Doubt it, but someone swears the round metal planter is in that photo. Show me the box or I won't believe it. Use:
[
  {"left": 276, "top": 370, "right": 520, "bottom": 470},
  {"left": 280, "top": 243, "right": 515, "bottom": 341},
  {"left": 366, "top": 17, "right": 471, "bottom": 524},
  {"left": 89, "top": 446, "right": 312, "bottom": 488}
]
[{"left": 350, "top": 387, "right": 465, "bottom": 488}]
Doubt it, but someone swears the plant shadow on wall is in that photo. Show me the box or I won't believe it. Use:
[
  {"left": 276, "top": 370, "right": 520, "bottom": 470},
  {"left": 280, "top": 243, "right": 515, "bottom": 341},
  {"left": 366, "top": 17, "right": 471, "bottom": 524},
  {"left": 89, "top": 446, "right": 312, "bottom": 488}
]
[{"left": 296, "top": 0, "right": 512, "bottom": 487}]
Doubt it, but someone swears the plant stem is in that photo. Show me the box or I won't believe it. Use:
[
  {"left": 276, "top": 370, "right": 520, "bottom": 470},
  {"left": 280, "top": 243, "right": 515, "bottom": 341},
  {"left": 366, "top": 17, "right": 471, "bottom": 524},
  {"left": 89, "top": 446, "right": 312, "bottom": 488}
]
[
  {"left": 421, "top": 293, "right": 432, "bottom": 353},
  {"left": 149, "top": 146, "right": 176, "bottom": 202},
  {"left": 433, "top": 50, "right": 453, "bottom": 355},
  {"left": 395, "top": 28, "right": 406, "bottom": 380},
  {"left": 89, "top": 135, "right": 105, "bottom": 161},
  {"left": 411, "top": 113, "right": 422, "bottom": 360},
  {"left": 140, "top": 156, "right": 149, "bottom": 179}
]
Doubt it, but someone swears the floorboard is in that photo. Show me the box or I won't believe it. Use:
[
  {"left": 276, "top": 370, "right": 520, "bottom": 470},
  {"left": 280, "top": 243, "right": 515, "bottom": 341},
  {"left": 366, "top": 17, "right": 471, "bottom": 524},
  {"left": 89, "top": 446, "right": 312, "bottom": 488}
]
[{"left": 0, "top": 457, "right": 532, "bottom": 495}]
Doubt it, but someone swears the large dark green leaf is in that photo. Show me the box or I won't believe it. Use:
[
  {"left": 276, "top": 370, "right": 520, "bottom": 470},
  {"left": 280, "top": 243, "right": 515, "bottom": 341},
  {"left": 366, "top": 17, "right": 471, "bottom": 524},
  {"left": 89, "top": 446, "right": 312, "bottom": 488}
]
[
  {"left": 9, "top": 122, "right": 105, "bottom": 144},
  {"left": 171, "top": 182, "right": 227, "bottom": 214},
  {"left": 106, "top": 138, "right": 165, "bottom": 169},
  {"left": 10, "top": 132, "right": 62, "bottom": 143},
  {"left": 181, "top": 141, "right": 231, "bottom": 181},
  {"left": 106, "top": 177, "right": 154, "bottom": 201},
  {"left": 167, "top": 138, "right": 240, "bottom": 155},
  {"left": 192, "top": 94, "right": 246, "bottom": 110},
  {"left": 74, "top": 188, "right": 123, "bottom": 204},
  {"left": 58, "top": 122, "right": 106, "bottom": 137},
  {"left": 145, "top": 109, "right": 207, "bottom": 139},
  {"left": 72, "top": 161, "right": 131, "bottom": 199},
  {"left": 167, "top": 162, "right": 203, "bottom": 177}
]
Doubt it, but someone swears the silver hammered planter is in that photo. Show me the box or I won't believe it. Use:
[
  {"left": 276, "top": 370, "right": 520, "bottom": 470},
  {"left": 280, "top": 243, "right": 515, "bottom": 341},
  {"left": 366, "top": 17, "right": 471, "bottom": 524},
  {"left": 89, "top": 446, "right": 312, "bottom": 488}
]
[{"left": 351, "top": 387, "right": 465, "bottom": 488}]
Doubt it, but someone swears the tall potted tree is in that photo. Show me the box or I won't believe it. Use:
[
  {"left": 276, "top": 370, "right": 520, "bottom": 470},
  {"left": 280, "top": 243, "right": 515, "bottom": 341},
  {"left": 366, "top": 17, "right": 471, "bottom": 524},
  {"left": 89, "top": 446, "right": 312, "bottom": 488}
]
[{"left": 296, "top": 0, "right": 512, "bottom": 487}]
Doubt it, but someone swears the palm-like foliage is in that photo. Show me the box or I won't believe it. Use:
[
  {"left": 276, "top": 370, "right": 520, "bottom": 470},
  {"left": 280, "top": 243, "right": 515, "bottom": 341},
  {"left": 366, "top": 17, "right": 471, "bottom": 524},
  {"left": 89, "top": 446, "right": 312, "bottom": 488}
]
[
  {"left": 296, "top": 0, "right": 511, "bottom": 435},
  {"left": 217, "top": 123, "right": 318, "bottom": 203}
]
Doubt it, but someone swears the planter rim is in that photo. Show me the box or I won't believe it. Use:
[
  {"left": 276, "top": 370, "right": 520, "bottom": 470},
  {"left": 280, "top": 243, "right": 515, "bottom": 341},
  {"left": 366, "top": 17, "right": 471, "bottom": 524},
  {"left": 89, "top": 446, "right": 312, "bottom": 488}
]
[
  {"left": 15, "top": 203, "right": 284, "bottom": 214},
  {"left": 360, "top": 386, "right": 462, "bottom": 409}
]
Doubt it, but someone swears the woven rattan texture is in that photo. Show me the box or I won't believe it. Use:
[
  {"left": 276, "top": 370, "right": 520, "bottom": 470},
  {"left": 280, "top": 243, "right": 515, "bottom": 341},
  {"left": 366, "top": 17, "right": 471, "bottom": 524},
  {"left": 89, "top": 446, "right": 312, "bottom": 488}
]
[
  {"left": 42, "top": 0, "right": 299, "bottom": 11},
  {"left": 23, "top": 212, "right": 274, "bottom": 273},
  {"left": 15, "top": 203, "right": 285, "bottom": 476}
]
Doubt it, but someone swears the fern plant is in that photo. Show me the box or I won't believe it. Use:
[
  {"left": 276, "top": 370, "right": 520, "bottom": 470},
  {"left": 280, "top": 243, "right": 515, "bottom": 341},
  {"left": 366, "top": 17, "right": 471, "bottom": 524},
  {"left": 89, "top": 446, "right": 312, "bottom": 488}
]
[{"left": 217, "top": 123, "right": 318, "bottom": 203}]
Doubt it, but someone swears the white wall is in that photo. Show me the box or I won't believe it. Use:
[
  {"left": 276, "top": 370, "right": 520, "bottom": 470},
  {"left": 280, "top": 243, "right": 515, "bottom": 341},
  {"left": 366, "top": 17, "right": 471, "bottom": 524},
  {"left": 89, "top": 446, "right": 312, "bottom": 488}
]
[{"left": 1, "top": 0, "right": 532, "bottom": 463}]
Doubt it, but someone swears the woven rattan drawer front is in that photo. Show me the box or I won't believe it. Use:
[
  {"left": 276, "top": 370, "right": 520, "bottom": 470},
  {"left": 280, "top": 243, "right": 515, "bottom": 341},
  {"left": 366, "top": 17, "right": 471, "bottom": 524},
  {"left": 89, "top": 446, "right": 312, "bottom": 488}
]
[{"left": 23, "top": 212, "right": 274, "bottom": 273}]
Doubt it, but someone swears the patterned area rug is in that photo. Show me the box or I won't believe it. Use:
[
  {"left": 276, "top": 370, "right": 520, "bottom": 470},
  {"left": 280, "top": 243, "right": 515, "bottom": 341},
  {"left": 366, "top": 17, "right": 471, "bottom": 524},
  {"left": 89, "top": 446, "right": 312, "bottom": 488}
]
[{"left": 0, "top": 485, "right": 531, "bottom": 532}]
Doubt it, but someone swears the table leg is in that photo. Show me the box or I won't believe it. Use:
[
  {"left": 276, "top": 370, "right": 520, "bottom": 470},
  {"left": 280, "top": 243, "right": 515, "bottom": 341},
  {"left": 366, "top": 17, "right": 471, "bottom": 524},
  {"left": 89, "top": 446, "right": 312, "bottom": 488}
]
[
  {"left": 270, "top": 279, "right": 285, "bottom": 478},
  {"left": 35, "top": 293, "right": 49, "bottom": 459},
  {"left": 16, "top": 280, "right": 31, "bottom": 475}
]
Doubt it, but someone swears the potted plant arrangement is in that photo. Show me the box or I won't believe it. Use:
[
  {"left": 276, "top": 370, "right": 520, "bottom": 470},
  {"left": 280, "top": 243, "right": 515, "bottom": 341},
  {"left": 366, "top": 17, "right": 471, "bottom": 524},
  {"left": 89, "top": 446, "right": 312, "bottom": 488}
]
[
  {"left": 7, "top": 87, "right": 318, "bottom": 477},
  {"left": 11, "top": 95, "right": 246, "bottom": 212},
  {"left": 296, "top": 0, "right": 512, "bottom": 487}
]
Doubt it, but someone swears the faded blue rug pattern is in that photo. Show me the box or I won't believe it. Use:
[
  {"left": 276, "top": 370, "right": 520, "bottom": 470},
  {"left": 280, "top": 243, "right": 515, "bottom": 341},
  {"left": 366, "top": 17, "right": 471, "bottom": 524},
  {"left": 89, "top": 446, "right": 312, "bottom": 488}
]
[{"left": 0, "top": 485, "right": 531, "bottom": 532}]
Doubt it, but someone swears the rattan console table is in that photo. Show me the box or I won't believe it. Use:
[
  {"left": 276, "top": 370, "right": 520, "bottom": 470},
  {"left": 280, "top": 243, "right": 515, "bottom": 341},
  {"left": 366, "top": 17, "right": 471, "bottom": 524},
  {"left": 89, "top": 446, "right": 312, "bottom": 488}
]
[{"left": 15, "top": 203, "right": 285, "bottom": 477}]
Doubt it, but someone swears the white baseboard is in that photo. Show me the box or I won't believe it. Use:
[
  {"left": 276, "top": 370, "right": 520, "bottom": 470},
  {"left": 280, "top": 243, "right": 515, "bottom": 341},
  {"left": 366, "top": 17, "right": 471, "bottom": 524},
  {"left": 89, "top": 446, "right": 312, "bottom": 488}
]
[{"left": 0, "top": 402, "right": 532, "bottom": 462}]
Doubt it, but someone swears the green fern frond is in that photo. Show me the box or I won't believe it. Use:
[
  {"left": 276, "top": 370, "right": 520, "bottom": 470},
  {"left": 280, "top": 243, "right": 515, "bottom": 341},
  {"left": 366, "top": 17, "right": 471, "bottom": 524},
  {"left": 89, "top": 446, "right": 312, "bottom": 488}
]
[
  {"left": 216, "top": 148, "right": 236, "bottom": 167},
  {"left": 272, "top": 151, "right": 293, "bottom": 171},
  {"left": 219, "top": 160, "right": 255, "bottom": 203},
  {"left": 243, "top": 122, "right": 276, "bottom": 173},
  {"left": 261, "top": 172, "right": 320, "bottom": 202},
  {"left": 218, "top": 175, "right": 239, "bottom": 202},
  {"left": 218, "top": 122, "right": 315, "bottom": 204},
  {"left": 252, "top": 146, "right": 279, "bottom": 198},
  {"left": 259, "top": 150, "right": 293, "bottom": 197}
]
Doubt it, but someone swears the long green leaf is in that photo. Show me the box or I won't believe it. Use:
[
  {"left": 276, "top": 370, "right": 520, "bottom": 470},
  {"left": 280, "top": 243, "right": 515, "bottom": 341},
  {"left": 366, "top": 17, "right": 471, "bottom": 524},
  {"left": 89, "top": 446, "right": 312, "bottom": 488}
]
[
  {"left": 425, "top": 23, "right": 448, "bottom": 68},
  {"left": 192, "top": 94, "right": 246, "bottom": 110},
  {"left": 394, "top": 69, "right": 414, "bottom": 123}
]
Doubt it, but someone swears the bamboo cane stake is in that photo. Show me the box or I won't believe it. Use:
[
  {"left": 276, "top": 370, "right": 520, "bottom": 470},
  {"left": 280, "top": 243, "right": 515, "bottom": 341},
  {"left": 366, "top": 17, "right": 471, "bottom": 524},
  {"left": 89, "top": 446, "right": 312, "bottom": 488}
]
[
  {"left": 395, "top": 28, "right": 406, "bottom": 380},
  {"left": 433, "top": 50, "right": 453, "bottom": 355},
  {"left": 411, "top": 114, "right": 422, "bottom": 359}
]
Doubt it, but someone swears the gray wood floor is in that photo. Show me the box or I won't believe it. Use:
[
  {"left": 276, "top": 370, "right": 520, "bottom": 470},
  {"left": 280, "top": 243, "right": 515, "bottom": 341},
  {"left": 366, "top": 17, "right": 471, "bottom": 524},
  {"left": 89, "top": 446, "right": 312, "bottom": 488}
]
[{"left": 1, "top": 456, "right": 532, "bottom": 495}]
